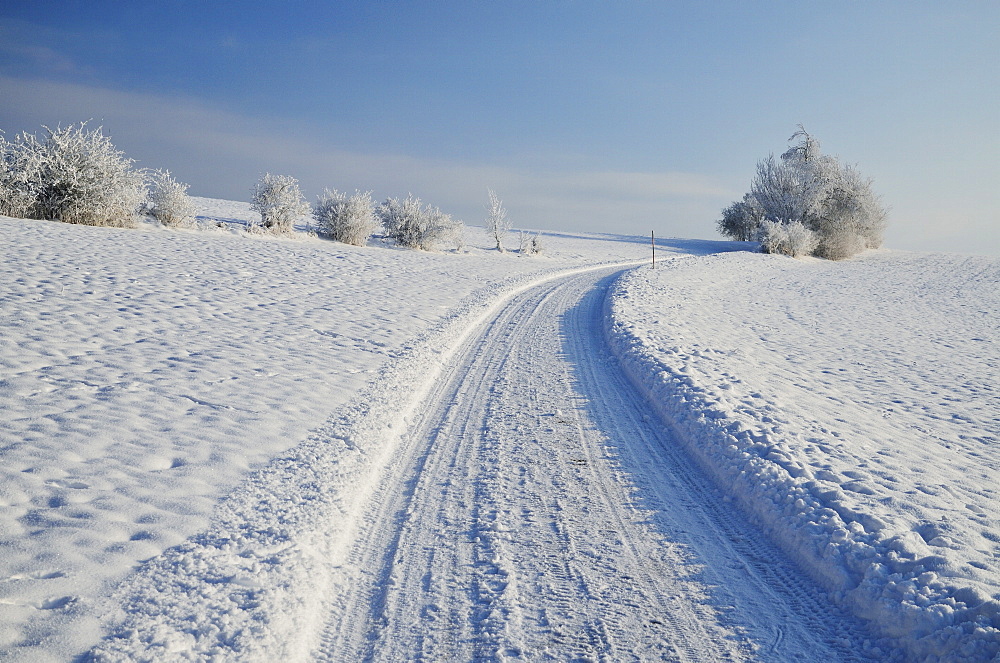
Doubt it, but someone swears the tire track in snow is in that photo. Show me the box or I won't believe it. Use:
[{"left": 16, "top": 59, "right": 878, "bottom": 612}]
[{"left": 313, "top": 267, "right": 891, "bottom": 662}]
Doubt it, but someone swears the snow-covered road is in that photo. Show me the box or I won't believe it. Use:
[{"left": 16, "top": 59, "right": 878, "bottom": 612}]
[{"left": 310, "top": 267, "right": 888, "bottom": 662}]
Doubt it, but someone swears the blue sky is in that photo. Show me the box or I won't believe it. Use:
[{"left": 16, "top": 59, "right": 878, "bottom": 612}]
[{"left": 1, "top": 1, "right": 997, "bottom": 254}]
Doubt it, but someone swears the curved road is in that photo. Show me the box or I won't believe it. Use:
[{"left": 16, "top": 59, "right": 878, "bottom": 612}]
[{"left": 312, "top": 266, "right": 885, "bottom": 662}]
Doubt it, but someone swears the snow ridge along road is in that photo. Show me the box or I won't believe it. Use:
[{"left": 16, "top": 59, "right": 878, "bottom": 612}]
[
  {"left": 89, "top": 262, "right": 889, "bottom": 661},
  {"left": 312, "top": 267, "right": 887, "bottom": 661},
  {"left": 606, "top": 252, "right": 1000, "bottom": 662}
]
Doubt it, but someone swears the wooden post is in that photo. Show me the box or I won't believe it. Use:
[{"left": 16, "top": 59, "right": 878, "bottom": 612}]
[{"left": 651, "top": 230, "right": 655, "bottom": 268}]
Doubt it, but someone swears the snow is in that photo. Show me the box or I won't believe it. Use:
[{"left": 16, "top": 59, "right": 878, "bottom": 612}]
[
  {"left": 0, "top": 198, "right": 659, "bottom": 662},
  {"left": 606, "top": 249, "right": 1000, "bottom": 661},
  {"left": 89, "top": 263, "right": 882, "bottom": 662},
  {"left": 2, "top": 195, "right": 997, "bottom": 661}
]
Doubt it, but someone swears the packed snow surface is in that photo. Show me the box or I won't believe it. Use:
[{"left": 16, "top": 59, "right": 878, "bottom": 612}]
[
  {"left": 607, "top": 250, "right": 1000, "bottom": 661},
  {"left": 0, "top": 198, "right": 668, "bottom": 661}
]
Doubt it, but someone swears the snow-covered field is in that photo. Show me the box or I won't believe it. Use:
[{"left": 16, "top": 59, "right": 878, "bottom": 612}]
[
  {"left": 608, "top": 250, "right": 1000, "bottom": 661},
  {"left": 0, "top": 199, "right": 670, "bottom": 662},
  {"left": 1, "top": 197, "right": 997, "bottom": 662}
]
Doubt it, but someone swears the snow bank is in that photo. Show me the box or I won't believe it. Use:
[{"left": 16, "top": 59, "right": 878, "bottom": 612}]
[{"left": 606, "top": 250, "right": 1000, "bottom": 662}]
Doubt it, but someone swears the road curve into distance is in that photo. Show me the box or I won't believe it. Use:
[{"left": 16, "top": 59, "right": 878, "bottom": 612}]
[{"left": 313, "top": 266, "right": 889, "bottom": 662}]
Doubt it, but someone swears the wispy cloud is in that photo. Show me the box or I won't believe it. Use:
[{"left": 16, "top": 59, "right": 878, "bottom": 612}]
[
  {"left": 0, "top": 74, "right": 736, "bottom": 238},
  {"left": 5, "top": 74, "right": 996, "bottom": 252},
  {"left": 0, "top": 19, "right": 98, "bottom": 79}
]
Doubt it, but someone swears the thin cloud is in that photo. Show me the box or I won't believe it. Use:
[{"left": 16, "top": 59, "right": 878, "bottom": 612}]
[
  {"left": 0, "top": 19, "right": 98, "bottom": 78},
  {"left": 0, "top": 74, "right": 734, "bottom": 239}
]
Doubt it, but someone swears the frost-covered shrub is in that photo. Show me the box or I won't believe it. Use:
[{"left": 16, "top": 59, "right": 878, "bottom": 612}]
[
  {"left": 518, "top": 229, "right": 543, "bottom": 255},
  {"left": 0, "top": 132, "right": 35, "bottom": 218},
  {"left": 146, "top": 169, "right": 195, "bottom": 227},
  {"left": 1, "top": 122, "right": 144, "bottom": 227},
  {"left": 377, "top": 194, "right": 423, "bottom": 247},
  {"left": 485, "top": 188, "right": 511, "bottom": 251},
  {"left": 443, "top": 212, "right": 466, "bottom": 252},
  {"left": 312, "top": 189, "right": 379, "bottom": 246},
  {"left": 378, "top": 194, "right": 465, "bottom": 251},
  {"left": 758, "top": 219, "right": 818, "bottom": 258},
  {"left": 250, "top": 173, "right": 309, "bottom": 234},
  {"left": 719, "top": 127, "right": 887, "bottom": 260},
  {"left": 529, "top": 233, "right": 543, "bottom": 255}
]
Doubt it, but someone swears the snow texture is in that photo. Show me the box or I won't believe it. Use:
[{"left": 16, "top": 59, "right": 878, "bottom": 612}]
[
  {"left": 4, "top": 193, "right": 996, "bottom": 662},
  {"left": 0, "top": 198, "right": 654, "bottom": 662},
  {"left": 606, "top": 250, "right": 1000, "bottom": 661}
]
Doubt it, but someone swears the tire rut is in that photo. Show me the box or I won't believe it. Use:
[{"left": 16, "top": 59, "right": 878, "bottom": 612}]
[{"left": 311, "top": 266, "right": 896, "bottom": 662}]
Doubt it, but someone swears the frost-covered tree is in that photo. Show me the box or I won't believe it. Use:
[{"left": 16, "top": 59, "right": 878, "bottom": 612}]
[
  {"left": 717, "top": 193, "right": 764, "bottom": 242},
  {"left": 378, "top": 194, "right": 464, "bottom": 251},
  {"left": 485, "top": 188, "right": 511, "bottom": 251},
  {"left": 146, "top": 169, "right": 195, "bottom": 227},
  {"left": 249, "top": 173, "right": 309, "bottom": 233},
  {"left": 0, "top": 122, "right": 144, "bottom": 227},
  {"left": 718, "top": 126, "right": 887, "bottom": 260},
  {"left": 377, "top": 194, "right": 423, "bottom": 248},
  {"left": 808, "top": 162, "right": 888, "bottom": 260},
  {"left": 312, "top": 188, "right": 379, "bottom": 246}
]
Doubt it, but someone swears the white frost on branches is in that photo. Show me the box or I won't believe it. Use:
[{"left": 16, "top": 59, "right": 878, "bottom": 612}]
[
  {"left": 0, "top": 122, "right": 144, "bottom": 227},
  {"left": 518, "top": 229, "right": 543, "bottom": 255},
  {"left": 758, "top": 219, "right": 818, "bottom": 258},
  {"left": 146, "top": 169, "right": 195, "bottom": 227},
  {"left": 250, "top": 173, "right": 310, "bottom": 234},
  {"left": 377, "top": 194, "right": 464, "bottom": 251},
  {"left": 718, "top": 126, "right": 887, "bottom": 260},
  {"left": 0, "top": 132, "right": 36, "bottom": 219},
  {"left": 485, "top": 188, "right": 512, "bottom": 252},
  {"left": 312, "top": 189, "right": 379, "bottom": 246}
]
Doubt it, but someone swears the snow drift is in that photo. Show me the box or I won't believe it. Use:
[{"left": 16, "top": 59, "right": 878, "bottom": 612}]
[{"left": 606, "top": 250, "right": 1000, "bottom": 662}]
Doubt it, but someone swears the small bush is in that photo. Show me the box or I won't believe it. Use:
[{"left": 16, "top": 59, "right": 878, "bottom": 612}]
[
  {"left": 146, "top": 169, "right": 195, "bottom": 227},
  {"left": 518, "top": 229, "right": 543, "bottom": 255},
  {"left": 443, "top": 212, "right": 466, "bottom": 252},
  {"left": 0, "top": 133, "right": 35, "bottom": 218},
  {"left": 529, "top": 233, "right": 542, "bottom": 255},
  {"left": 249, "top": 173, "right": 309, "bottom": 234},
  {"left": 1, "top": 122, "right": 144, "bottom": 227},
  {"left": 758, "top": 220, "right": 818, "bottom": 258},
  {"left": 312, "top": 189, "right": 379, "bottom": 246},
  {"left": 378, "top": 194, "right": 465, "bottom": 251}
]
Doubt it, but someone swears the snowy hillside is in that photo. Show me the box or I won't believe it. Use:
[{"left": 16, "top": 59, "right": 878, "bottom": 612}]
[
  {"left": 2, "top": 197, "right": 997, "bottom": 661},
  {"left": 0, "top": 199, "right": 666, "bottom": 662},
  {"left": 607, "top": 250, "right": 1000, "bottom": 661}
]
